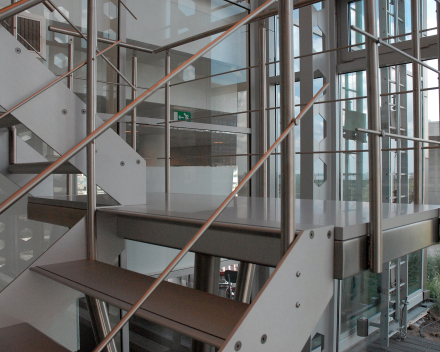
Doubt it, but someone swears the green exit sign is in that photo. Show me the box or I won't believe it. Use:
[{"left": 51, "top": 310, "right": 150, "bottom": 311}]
[{"left": 174, "top": 110, "right": 191, "bottom": 121}]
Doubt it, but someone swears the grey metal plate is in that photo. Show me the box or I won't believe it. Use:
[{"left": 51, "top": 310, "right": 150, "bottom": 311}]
[
  {"left": 8, "top": 162, "right": 80, "bottom": 174},
  {"left": 32, "top": 260, "right": 249, "bottom": 348},
  {"left": 29, "top": 195, "right": 119, "bottom": 209},
  {"left": 0, "top": 323, "right": 70, "bottom": 352},
  {"left": 99, "top": 193, "right": 440, "bottom": 240}
]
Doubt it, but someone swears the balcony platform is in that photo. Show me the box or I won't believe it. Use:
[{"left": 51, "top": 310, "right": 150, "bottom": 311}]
[{"left": 28, "top": 193, "right": 440, "bottom": 279}]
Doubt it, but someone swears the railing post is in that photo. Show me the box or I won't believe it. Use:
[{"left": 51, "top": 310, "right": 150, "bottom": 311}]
[
  {"left": 364, "top": 0, "right": 383, "bottom": 273},
  {"left": 11, "top": 0, "right": 17, "bottom": 39},
  {"left": 412, "top": 0, "right": 422, "bottom": 205},
  {"left": 279, "top": 0, "right": 295, "bottom": 255},
  {"left": 67, "top": 38, "right": 76, "bottom": 198},
  {"left": 85, "top": 1, "right": 117, "bottom": 351},
  {"left": 260, "top": 21, "right": 268, "bottom": 198},
  {"left": 131, "top": 53, "right": 137, "bottom": 150},
  {"left": 9, "top": 126, "right": 16, "bottom": 165},
  {"left": 165, "top": 50, "right": 171, "bottom": 198}
]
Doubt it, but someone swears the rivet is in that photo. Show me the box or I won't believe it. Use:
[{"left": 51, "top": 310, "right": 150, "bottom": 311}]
[
  {"left": 234, "top": 341, "right": 242, "bottom": 351},
  {"left": 309, "top": 231, "right": 314, "bottom": 239},
  {"left": 136, "top": 159, "right": 141, "bottom": 164},
  {"left": 62, "top": 109, "right": 68, "bottom": 115},
  {"left": 296, "top": 302, "right": 301, "bottom": 308},
  {"left": 120, "top": 161, "right": 125, "bottom": 166},
  {"left": 81, "top": 109, "right": 86, "bottom": 115},
  {"left": 296, "top": 271, "right": 301, "bottom": 277},
  {"left": 327, "top": 231, "right": 332, "bottom": 239},
  {"left": 261, "top": 334, "right": 267, "bottom": 344},
  {"left": 15, "top": 47, "right": 21, "bottom": 54}
]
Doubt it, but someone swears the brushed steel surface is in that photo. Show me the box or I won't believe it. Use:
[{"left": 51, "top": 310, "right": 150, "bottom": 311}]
[
  {"left": 0, "top": 323, "right": 70, "bottom": 351},
  {"left": 32, "top": 260, "right": 249, "bottom": 348},
  {"left": 99, "top": 193, "right": 440, "bottom": 240}
]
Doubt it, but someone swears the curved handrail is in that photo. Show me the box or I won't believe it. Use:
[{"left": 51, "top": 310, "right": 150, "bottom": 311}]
[{"left": 93, "top": 83, "right": 328, "bottom": 352}]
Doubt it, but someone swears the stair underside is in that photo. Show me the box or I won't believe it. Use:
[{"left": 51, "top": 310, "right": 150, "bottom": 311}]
[
  {"left": 8, "top": 162, "right": 81, "bottom": 174},
  {"left": 31, "top": 260, "right": 248, "bottom": 348},
  {"left": 0, "top": 323, "right": 70, "bottom": 352}
]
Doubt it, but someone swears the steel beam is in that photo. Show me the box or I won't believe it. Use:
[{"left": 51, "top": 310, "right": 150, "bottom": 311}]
[
  {"left": 279, "top": 0, "right": 295, "bottom": 255},
  {"left": 364, "top": 0, "right": 383, "bottom": 273}
]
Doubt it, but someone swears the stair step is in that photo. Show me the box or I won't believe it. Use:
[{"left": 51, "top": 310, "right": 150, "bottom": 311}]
[
  {"left": 0, "top": 114, "right": 20, "bottom": 128},
  {"left": 28, "top": 195, "right": 119, "bottom": 227},
  {"left": 8, "top": 162, "right": 80, "bottom": 174},
  {"left": 0, "top": 323, "right": 70, "bottom": 351},
  {"left": 31, "top": 260, "right": 248, "bottom": 348}
]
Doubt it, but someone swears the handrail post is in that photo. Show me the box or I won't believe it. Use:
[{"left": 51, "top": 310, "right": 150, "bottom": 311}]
[
  {"left": 279, "top": 0, "right": 296, "bottom": 255},
  {"left": 165, "top": 50, "right": 171, "bottom": 199},
  {"left": 260, "top": 21, "right": 268, "bottom": 198},
  {"left": 131, "top": 53, "right": 137, "bottom": 150},
  {"left": 67, "top": 38, "right": 76, "bottom": 198},
  {"left": 85, "top": 2, "right": 117, "bottom": 352},
  {"left": 412, "top": 0, "right": 422, "bottom": 205},
  {"left": 364, "top": 0, "right": 383, "bottom": 273}
]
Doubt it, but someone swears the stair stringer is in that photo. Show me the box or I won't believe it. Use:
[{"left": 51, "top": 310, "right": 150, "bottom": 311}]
[
  {"left": 0, "top": 27, "right": 146, "bottom": 205},
  {"left": 219, "top": 225, "right": 335, "bottom": 352},
  {"left": 0, "top": 217, "right": 87, "bottom": 351}
]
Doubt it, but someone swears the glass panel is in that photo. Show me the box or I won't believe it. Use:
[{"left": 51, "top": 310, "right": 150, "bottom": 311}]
[
  {"left": 340, "top": 271, "right": 380, "bottom": 333},
  {"left": 0, "top": 173, "right": 68, "bottom": 292},
  {"left": 349, "top": 0, "right": 365, "bottom": 51},
  {"left": 408, "top": 250, "right": 422, "bottom": 295}
]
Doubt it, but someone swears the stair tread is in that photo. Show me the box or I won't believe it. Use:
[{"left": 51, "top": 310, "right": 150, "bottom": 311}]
[
  {"left": 31, "top": 260, "right": 248, "bottom": 348},
  {"left": 8, "top": 162, "right": 80, "bottom": 174},
  {"left": 0, "top": 323, "right": 70, "bottom": 352}
]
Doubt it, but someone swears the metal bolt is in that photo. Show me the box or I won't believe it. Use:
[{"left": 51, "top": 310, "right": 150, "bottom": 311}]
[
  {"left": 296, "top": 302, "right": 301, "bottom": 308},
  {"left": 261, "top": 334, "right": 267, "bottom": 344},
  {"left": 81, "top": 109, "right": 86, "bottom": 115},
  {"left": 309, "top": 231, "right": 314, "bottom": 239},
  {"left": 120, "top": 161, "right": 125, "bottom": 166},
  {"left": 136, "top": 159, "right": 141, "bottom": 165},
  {"left": 327, "top": 231, "right": 332, "bottom": 239},
  {"left": 62, "top": 109, "right": 68, "bottom": 115},
  {"left": 296, "top": 271, "right": 301, "bottom": 277},
  {"left": 15, "top": 47, "right": 21, "bottom": 54},
  {"left": 234, "top": 341, "right": 242, "bottom": 351}
]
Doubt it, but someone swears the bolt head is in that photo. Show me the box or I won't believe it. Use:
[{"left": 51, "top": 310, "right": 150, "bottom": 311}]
[
  {"left": 136, "top": 159, "right": 141, "bottom": 164},
  {"left": 309, "top": 231, "right": 314, "bottom": 239},
  {"left": 15, "top": 47, "right": 21, "bottom": 54},
  {"left": 120, "top": 161, "right": 125, "bottom": 166},
  {"left": 62, "top": 109, "right": 68, "bottom": 115},
  {"left": 296, "top": 302, "right": 301, "bottom": 308},
  {"left": 261, "top": 334, "right": 267, "bottom": 344},
  {"left": 234, "top": 341, "right": 242, "bottom": 351},
  {"left": 81, "top": 109, "right": 86, "bottom": 115},
  {"left": 296, "top": 271, "right": 301, "bottom": 277},
  {"left": 327, "top": 231, "right": 332, "bottom": 239}
]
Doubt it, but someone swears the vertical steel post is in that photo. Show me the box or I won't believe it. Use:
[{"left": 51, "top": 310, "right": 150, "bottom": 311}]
[
  {"left": 11, "top": 0, "right": 17, "bottom": 39},
  {"left": 279, "top": 0, "right": 295, "bottom": 255},
  {"left": 165, "top": 50, "right": 171, "bottom": 196},
  {"left": 438, "top": 1, "right": 440, "bottom": 137},
  {"left": 260, "top": 22, "right": 268, "bottom": 198},
  {"left": 364, "top": 0, "right": 383, "bottom": 273},
  {"left": 412, "top": 0, "right": 422, "bottom": 205},
  {"left": 86, "top": 2, "right": 117, "bottom": 351},
  {"left": 235, "top": 262, "right": 256, "bottom": 303},
  {"left": 131, "top": 53, "right": 137, "bottom": 150},
  {"left": 67, "top": 38, "right": 75, "bottom": 197}
]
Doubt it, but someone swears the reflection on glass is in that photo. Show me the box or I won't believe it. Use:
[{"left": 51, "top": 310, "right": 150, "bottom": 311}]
[
  {"left": 408, "top": 250, "right": 422, "bottom": 295},
  {"left": 349, "top": 0, "right": 365, "bottom": 51},
  {"left": 340, "top": 271, "right": 380, "bottom": 333}
]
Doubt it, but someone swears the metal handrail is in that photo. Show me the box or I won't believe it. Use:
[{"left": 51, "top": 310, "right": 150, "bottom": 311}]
[
  {"left": 0, "top": 0, "right": 275, "bottom": 212},
  {"left": 0, "top": 40, "right": 120, "bottom": 122},
  {"left": 0, "top": 0, "right": 44, "bottom": 21},
  {"left": 93, "top": 82, "right": 328, "bottom": 352}
]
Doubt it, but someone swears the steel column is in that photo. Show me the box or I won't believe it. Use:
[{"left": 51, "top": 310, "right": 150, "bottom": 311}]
[
  {"left": 235, "top": 262, "right": 256, "bottom": 303},
  {"left": 412, "top": 0, "right": 423, "bottom": 205},
  {"left": 191, "top": 253, "right": 220, "bottom": 352},
  {"left": 131, "top": 54, "right": 137, "bottom": 150},
  {"left": 86, "top": 1, "right": 116, "bottom": 351},
  {"left": 279, "top": 0, "right": 295, "bottom": 255},
  {"left": 9, "top": 126, "right": 16, "bottom": 165},
  {"left": 260, "top": 22, "right": 268, "bottom": 198},
  {"left": 364, "top": 0, "right": 383, "bottom": 273},
  {"left": 67, "top": 38, "right": 76, "bottom": 197},
  {"left": 438, "top": 0, "right": 440, "bottom": 137},
  {"left": 165, "top": 50, "right": 171, "bottom": 195}
]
